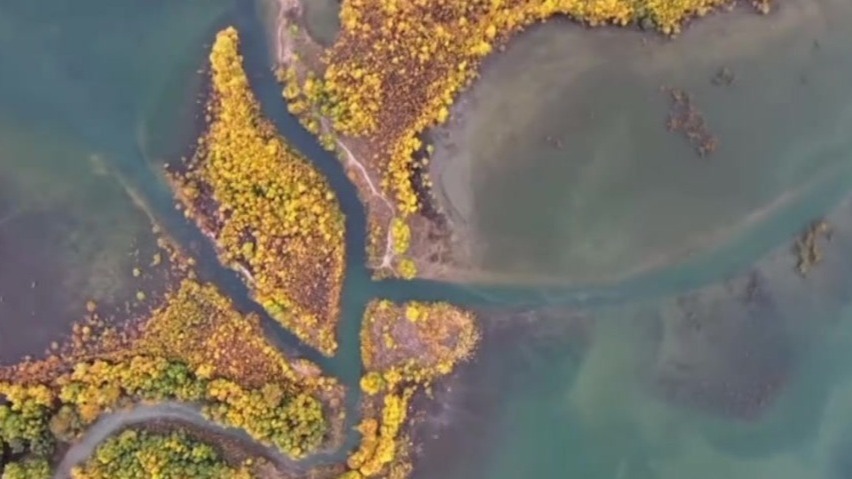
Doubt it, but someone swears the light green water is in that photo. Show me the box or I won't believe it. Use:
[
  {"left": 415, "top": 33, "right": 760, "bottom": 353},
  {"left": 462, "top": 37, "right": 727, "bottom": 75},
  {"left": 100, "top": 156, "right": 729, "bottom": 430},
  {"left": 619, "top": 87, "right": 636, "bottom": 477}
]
[{"left": 2, "top": 1, "right": 852, "bottom": 479}]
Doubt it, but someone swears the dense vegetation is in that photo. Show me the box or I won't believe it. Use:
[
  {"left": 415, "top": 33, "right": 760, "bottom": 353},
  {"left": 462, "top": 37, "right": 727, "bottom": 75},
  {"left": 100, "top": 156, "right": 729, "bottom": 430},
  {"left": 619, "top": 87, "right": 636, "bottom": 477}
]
[
  {"left": 70, "top": 429, "right": 252, "bottom": 479},
  {"left": 339, "top": 300, "right": 480, "bottom": 478},
  {"left": 0, "top": 385, "right": 53, "bottom": 479},
  {"left": 172, "top": 26, "right": 346, "bottom": 355},
  {"left": 130, "top": 279, "right": 330, "bottom": 390},
  {"left": 1, "top": 457, "right": 51, "bottom": 479},
  {"left": 0, "top": 355, "right": 326, "bottom": 461},
  {"left": 0, "top": 277, "right": 342, "bottom": 477},
  {"left": 281, "top": 0, "right": 772, "bottom": 279}
]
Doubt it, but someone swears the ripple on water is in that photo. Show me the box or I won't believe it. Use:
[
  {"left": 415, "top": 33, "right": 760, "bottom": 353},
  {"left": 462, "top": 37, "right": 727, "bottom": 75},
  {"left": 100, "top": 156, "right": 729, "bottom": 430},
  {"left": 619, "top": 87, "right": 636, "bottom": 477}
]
[{"left": 406, "top": 184, "right": 852, "bottom": 478}]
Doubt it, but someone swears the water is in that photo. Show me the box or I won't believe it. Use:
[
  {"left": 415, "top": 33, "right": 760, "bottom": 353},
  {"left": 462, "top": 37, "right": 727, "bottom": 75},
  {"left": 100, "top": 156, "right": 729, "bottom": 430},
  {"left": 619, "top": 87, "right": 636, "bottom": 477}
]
[
  {"left": 430, "top": 0, "right": 852, "bottom": 286},
  {"left": 3, "top": 0, "right": 852, "bottom": 478}
]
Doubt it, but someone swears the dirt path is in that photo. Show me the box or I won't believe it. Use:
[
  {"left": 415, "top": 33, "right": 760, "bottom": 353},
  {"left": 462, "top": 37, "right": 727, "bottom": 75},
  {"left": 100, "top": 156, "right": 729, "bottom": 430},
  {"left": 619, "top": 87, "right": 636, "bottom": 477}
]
[
  {"left": 334, "top": 138, "right": 399, "bottom": 271},
  {"left": 273, "top": 0, "right": 401, "bottom": 275},
  {"left": 274, "top": 0, "right": 300, "bottom": 64}
]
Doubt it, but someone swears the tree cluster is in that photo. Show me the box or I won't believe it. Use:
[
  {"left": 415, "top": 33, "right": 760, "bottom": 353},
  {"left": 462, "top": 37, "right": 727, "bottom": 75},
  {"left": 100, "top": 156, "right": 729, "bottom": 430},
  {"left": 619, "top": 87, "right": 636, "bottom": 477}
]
[
  {"left": 172, "top": 27, "right": 347, "bottom": 356},
  {"left": 70, "top": 429, "right": 252, "bottom": 479},
  {"left": 361, "top": 300, "right": 479, "bottom": 381},
  {"left": 1, "top": 353, "right": 328, "bottom": 460}
]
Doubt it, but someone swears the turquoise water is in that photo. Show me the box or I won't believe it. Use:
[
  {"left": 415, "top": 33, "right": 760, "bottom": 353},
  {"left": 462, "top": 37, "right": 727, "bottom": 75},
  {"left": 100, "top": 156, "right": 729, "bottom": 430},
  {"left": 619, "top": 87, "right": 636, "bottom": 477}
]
[
  {"left": 302, "top": 0, "right": 341, "bottom": 47},
  {"left": 3, "top": 1, "right": 852, "bottom": 478}
]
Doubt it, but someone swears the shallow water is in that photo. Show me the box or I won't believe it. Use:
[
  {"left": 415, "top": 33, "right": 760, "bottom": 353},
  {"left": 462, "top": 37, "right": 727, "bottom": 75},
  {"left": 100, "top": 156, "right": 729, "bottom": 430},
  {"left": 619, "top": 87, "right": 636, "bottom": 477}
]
[
  {"left": 4, "top": 1, "right": 852, "bottom": 479},
  {"left": 431, "top": 0, "right": 852, "bottom": 286}
]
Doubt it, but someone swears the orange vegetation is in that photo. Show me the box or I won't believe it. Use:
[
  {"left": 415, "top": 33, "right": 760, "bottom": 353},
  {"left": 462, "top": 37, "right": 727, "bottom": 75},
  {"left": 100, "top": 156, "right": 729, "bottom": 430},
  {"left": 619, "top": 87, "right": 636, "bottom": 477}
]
[{"left": 172, "top": 27, "right": 346, "bottom": 355}]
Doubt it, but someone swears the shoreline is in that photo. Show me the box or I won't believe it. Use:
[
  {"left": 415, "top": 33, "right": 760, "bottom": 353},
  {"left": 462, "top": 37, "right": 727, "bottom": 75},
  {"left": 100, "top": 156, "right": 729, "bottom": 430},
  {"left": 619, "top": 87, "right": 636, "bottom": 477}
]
[
  {"left": 270, "top": 0, "right": 782, "bottom": 286},
  {"left": 426, "top": 141, "right": 851, "bottom": 287},
  {"left": 424, "top": 0, "right": 849, "bottom": 286},
  {"left": 270, "top": 0, "right": 407, "bottom": 278}
]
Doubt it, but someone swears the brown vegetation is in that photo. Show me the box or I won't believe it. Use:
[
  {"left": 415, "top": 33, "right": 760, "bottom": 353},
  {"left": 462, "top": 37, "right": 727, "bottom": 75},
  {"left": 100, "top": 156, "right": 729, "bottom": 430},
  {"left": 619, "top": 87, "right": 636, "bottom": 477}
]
[{"left": 0, "top": 270, "right": 345, "bottom": 474}]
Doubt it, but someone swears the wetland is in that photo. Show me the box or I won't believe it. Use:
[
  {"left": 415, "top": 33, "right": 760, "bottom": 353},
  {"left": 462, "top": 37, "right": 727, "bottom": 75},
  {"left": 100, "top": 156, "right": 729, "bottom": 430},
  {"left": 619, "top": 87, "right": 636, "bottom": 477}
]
[{"left": 4, "top": 0, "right": 852, "bottom": 478}]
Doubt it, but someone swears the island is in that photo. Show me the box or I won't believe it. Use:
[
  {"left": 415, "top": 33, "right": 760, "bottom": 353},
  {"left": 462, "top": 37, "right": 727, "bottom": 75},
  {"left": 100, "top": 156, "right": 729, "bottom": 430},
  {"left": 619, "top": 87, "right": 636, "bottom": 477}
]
[
  {"left": 273, "top": 0, "right": 773, "bottom": 281},
  {"left": 0, "top": 23, "right": 482, "bottom": 479},
  {"left": 170, "top": 27, "right": 346, "bottom": 356},
  {"left": 69, "top": 429, "right": 255, "bottom": 479}
]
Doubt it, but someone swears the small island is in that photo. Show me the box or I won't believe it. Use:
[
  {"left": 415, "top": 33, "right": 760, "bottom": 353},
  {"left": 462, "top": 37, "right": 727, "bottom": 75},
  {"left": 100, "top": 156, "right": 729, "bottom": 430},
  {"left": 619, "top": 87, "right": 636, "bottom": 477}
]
[
  {"left": 170, "top": 27, "right": 346, "bottom": 356},
  {"left": 795, "top": 219, "right": 832, "bottom": 277},
  {"left": 273, "top": 0, "right": 773, "bottom": 281},
  {"left": 340, "top": 299, "right": 480, "bottom": 478},
  {"left": 0, "top": 257, "right": 345, "bottom": 477}
]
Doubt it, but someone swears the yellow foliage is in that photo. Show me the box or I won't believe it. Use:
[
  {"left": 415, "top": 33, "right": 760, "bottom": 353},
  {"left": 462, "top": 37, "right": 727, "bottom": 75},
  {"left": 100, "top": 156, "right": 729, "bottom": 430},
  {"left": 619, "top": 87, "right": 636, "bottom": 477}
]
[
  {"left": 296, "top": 0, "right": 734, "bottom": 234},
  {"left": 347, "top": 298, "right": 481, "bottom": 477},
  {"left": 361, "top": 299, "right": 479, "bottom": 381},
  {"left": 0, "top": 278, "right": 343, "bottom": 464},
  {"left": 397, "top": 258, "right": 417, "bottom": 280},
  {"left": 346, "top": 389, "right": 413, "bottom": 478},
  {"left": 171, "top": 27, "right": 346, "bottom": 356},
  {"left": 360, "top": 372, "right": 385, "bottom": 396},
  {"left": 133, "top": 279, "right": 313, "bottom": 389},
  {"left": 390, "top": 218, "right": 411, "bottom": 255}
]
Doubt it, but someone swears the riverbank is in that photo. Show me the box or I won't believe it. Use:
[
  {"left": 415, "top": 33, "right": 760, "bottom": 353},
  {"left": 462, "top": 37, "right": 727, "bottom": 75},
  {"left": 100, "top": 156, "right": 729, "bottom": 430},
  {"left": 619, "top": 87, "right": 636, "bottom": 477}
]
[
  {"left": 270, "top": 0, "right": 409, "bottom": 279},
  {"left": 428, "top": 0, "right": 852, "bottom": 285}
]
